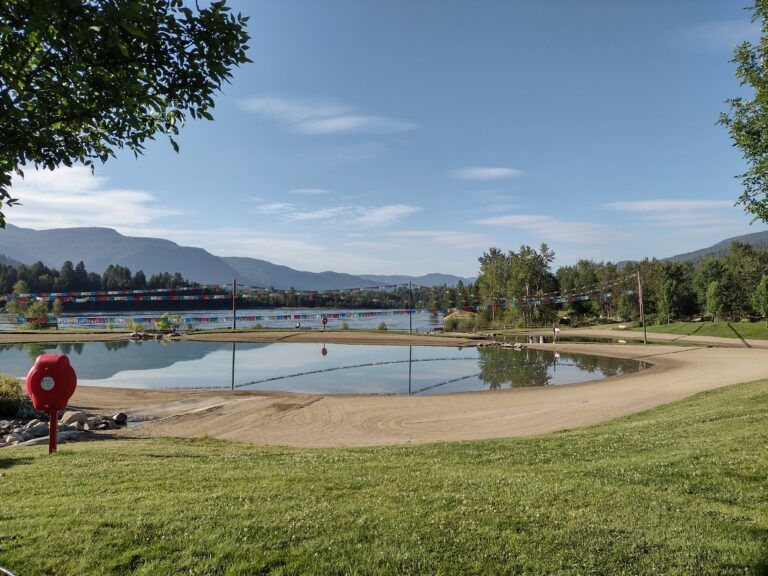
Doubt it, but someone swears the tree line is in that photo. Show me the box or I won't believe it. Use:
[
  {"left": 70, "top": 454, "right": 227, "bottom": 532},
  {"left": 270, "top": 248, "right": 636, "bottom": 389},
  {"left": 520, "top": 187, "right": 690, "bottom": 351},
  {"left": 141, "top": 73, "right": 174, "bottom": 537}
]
[{"left": 473, "top": 241, "right": 768, "bottom": 328}]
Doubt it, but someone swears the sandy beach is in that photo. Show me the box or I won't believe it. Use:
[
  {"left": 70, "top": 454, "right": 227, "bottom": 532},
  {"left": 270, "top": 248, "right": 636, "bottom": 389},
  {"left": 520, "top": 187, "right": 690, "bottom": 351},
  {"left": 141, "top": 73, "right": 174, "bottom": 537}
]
[{"left": 58, "top": 337, "right": 768, "bottom": 447}]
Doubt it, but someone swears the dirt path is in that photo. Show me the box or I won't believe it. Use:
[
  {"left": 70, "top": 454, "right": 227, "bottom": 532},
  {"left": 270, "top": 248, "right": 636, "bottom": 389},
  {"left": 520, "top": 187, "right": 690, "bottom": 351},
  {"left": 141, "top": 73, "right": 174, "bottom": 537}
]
[
  {"left": 513, "top": 327, "right": 768, "bottom": 349},
  {"left": 67, "top": 343, "right": 768, "bottom": 448}
]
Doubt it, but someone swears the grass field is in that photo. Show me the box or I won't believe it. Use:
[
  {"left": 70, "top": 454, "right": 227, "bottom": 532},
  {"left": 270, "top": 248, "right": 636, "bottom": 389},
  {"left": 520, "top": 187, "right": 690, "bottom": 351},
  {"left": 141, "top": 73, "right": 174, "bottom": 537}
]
[
  {"left": 2, "top": 381, "right": 768, "bottom": 575},
  {"left": 646, "top": 321, "right": 768, "bottom": 341}
]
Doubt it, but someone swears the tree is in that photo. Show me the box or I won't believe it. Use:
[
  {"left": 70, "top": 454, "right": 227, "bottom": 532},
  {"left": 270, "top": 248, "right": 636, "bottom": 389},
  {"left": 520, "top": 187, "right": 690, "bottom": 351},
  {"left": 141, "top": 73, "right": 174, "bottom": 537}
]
[
  {"left": 0, "top": 0, "right": 250, "bottom": 226},
  {"left": 753, "top": 275, "right": 768, "bottom": 326},
  {"left": 706, "top": 281, "right": 726, "bottom": 323},
  {"left": 4, "top": 278, "right": 28, "bottom": 315},
  {"left": 657, "top": 280, "right": 677, "bottom": 325},
  {"left": 719, "top": 1, "right": 768, "bottom": 221}
]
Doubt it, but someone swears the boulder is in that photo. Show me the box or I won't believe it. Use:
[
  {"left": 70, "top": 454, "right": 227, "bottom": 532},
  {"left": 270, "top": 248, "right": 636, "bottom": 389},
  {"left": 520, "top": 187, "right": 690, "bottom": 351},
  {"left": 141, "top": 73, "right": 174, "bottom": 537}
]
[
  {"left": 112, "top": 413, "right": 128, "bottom": 426},
  {"left": 26, "top": 422, "right": 50, "bottom": 438},
  {"left": 60, "top": 410, "right": 88, "bottom": 425}
]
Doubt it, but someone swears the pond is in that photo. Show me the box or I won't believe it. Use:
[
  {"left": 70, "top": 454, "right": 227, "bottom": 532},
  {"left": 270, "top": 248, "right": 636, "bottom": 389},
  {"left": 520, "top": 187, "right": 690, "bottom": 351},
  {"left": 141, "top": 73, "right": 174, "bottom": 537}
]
[{"left": 0, "top": 341, "right": 649, "bottom": 395}]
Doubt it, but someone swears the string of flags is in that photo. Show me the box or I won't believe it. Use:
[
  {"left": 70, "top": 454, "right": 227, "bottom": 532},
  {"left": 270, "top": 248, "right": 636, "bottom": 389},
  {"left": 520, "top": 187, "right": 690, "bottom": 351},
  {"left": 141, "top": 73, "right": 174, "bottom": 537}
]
[{"left": 505, "top": 289, "right": 637, "bottom": 309}]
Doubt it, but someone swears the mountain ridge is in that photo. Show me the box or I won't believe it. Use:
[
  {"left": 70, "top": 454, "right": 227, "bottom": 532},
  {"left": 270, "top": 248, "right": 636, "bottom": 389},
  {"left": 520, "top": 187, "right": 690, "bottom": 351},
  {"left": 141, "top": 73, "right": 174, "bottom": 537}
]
[{"left": 0, "top": 225, "right": 468, "bottom": 289}]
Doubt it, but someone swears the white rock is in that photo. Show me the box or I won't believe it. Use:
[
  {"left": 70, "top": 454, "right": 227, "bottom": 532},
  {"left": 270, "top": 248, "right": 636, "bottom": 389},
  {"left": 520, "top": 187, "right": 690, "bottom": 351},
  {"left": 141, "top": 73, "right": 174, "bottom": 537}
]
[{"left": 60, "top": 410, "right": 88, "bottom": 425}]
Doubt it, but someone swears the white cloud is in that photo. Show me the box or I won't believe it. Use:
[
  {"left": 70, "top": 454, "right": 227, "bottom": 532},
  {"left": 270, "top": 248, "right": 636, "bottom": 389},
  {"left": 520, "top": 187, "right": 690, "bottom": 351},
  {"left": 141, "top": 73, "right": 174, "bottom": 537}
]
[
  {"left": 120, "top": 226, "right": 397, "bottom": 273},
  {"left": 290, "top": 188, "right": 332, "bottom": 195},
  {"left": 474, "top": 214, "right": 619, "bottom": 244},
  {"left": 9, "top": 167, "right": 180, "bottom": 229},
  {"left": 603, "top": 199, "right": 739, "bottom": 227},
  {"left": 240, "top": 95, "right": 416, "bottom": 135},
  {"left": 355, "top": 204, "right": 421, "bottom": 226},
  {"left": 392, "top": 230, "right": 493, "bottom": 248},
  {"left": 251, "top": 199, "right": 420, "bottom": 227},
  {"left": 453, "top": 167, "right": 522, "bottom": 181}
]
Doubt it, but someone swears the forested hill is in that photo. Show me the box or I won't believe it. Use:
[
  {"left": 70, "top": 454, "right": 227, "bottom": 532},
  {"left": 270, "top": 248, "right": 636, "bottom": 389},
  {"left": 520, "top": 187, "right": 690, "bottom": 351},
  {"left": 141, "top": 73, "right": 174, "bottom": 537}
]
[
  {"left": 0, "top": 254, "right": 21, "bottom": 267},
  {"left": 666, "top": 230, "right": 768, "bottom": 264}
]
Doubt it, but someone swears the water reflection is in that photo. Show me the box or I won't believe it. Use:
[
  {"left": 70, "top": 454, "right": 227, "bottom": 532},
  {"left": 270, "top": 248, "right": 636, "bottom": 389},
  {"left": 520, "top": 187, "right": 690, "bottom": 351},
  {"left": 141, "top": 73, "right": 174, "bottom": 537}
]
[{"left": 1, "top": 341, "right": 646, "bottom": 394}]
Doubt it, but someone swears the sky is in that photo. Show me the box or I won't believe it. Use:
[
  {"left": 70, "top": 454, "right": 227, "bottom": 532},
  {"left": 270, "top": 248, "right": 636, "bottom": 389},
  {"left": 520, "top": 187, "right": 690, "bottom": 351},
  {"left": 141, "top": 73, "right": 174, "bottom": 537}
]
[{"left": 8, "top": 0, "right": 768, "bottom": 276}]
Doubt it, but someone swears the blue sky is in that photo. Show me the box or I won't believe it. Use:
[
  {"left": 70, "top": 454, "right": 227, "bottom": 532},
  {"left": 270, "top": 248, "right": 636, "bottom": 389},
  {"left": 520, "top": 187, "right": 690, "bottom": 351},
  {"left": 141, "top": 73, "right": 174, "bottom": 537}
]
[{"left": 10, "top": 0, "right": 767, "bottom": 276}]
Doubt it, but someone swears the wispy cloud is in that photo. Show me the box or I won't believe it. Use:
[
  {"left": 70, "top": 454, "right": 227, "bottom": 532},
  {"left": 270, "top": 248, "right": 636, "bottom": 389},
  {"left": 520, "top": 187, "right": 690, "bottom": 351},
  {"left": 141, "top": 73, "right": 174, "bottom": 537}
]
[
  {"left": 681, "top": 19, "right": 759, "bottom": 52},
  {"left": 9, "top": 167, "right": 180, "bottom": 230},
  {"left": 240, "top": 96, "right": 416, "bottom": 135},
  {"left": 290, "top": 188, "right": 332, "bottom": 195},
  {"left": 251, "top": 199, "right": 420, "bottom": 227},
  {"left": 603, "top": 199, "right": 738, "bottom": 227},
  {"left": 356, "top": 204, "right": 421, "bottom": 226},
  {"left": 474, "top": 214, "right": 619, "bottom": 244},
  {"left": 453, "top": 167, "right": 522, "bottom": 181},
  {"left": 392, "top": 230, "right": 492, "bottom": 249}
]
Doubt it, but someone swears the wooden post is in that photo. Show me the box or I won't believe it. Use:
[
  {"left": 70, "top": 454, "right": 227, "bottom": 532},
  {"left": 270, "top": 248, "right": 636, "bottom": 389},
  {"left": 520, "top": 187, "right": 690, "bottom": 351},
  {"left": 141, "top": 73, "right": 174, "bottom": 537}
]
[
  {"left": 637, "top": 271, "right": 647, "bottom": 344},
  {"left": 408, "top": 281, "right": 413, "bottom": 334},
  {"left": 230, "top": 342, "right": 236, "bottom": 391},
  {"left": 232, "top": 278, "right": 237, "bottom": 331}
]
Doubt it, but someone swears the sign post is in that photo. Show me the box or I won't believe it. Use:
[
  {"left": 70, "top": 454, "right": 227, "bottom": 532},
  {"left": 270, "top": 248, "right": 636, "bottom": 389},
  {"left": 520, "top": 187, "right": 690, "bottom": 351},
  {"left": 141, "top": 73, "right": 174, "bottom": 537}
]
[
  {"left": 25, "top": 355, "right": 77, "bottom": 453},
  {"left": 322, "top": 316, "right": 328, "bottom": 331}
]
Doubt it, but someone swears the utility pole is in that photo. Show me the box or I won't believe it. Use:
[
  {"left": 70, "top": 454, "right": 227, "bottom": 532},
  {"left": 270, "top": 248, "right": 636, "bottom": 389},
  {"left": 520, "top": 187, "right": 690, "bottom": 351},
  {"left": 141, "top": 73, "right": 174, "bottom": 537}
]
[
  {"left": 232, "top": 278, "right": 237, "bottom": 331},
  {"left": 408, "top": 281, "right": 413, "bottom": 334},
  {"left": 637, "top": 271, "right": 647, "bottom": 344}
]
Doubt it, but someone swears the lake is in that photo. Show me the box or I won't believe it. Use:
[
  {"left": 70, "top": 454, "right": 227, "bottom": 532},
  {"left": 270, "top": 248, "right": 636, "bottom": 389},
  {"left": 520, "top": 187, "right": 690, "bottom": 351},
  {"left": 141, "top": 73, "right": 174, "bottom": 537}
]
[
  {"left": 0, "top": 341, "right": 649, "bottom": 395},
  {"left": 0, "top": 308, "right": 443, "bottom": 332}
]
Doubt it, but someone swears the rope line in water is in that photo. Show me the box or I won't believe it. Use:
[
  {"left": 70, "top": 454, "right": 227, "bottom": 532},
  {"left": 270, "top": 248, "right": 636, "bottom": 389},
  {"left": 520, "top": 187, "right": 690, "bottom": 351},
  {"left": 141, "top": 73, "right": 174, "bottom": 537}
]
[{"left": 232, "top": 356, "right": 478, "bottom": 389}]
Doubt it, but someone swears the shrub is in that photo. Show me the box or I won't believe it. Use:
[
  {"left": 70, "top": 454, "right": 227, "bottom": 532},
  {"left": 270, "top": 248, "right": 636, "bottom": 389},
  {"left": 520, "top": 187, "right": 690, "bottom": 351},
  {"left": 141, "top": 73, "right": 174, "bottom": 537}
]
[
  {"left": 341, "top": 321, "right": 350, "bottom": 330},
  {"left": 443, "top": 317, "right": 459, "bottom": 332},
  {"left": 458, "top": 317, "right": 476, "bottom": 332},
  {"left": 126, "top": 320, "right": 146, "bottom": 333},
  {"left": 377, "top": 321, "right": 388, "bottom": 331},
  {"left": 0, "top": 375, "right": 25, "bottom": 417},
  {"left": 155, "top": 313, "right": 181, "bottom": 331}
]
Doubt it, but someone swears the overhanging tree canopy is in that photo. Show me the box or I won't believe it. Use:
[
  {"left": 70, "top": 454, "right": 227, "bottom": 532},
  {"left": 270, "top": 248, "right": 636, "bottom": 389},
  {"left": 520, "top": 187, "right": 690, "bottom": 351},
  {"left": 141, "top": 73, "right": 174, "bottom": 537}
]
[
  {"left": 720, "top": 1, "right": 768, "bottom": 222},
  {"left": 0, "top": 0, "right": 250, "bottom": 226}
]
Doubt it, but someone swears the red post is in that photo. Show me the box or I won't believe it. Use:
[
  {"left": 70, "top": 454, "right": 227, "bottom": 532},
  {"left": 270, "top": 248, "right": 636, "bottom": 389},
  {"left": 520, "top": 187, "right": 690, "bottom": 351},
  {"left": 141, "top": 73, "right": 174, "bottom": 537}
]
[{"left": 48, "top": 409, "right": 57, "bottom": 453}]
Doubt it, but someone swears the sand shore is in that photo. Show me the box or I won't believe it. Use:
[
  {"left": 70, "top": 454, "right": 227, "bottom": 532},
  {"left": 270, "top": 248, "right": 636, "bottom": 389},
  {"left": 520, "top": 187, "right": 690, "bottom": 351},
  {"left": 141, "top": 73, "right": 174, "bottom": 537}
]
[{"left": 64, "top": 340, "right": 768, "bottom": 448}]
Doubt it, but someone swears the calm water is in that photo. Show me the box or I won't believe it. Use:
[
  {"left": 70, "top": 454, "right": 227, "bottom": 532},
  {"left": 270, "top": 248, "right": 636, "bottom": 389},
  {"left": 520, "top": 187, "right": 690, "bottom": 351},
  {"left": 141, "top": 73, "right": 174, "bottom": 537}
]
[{"left": 0, "top": 341, "right": 648, "bottom": 395}]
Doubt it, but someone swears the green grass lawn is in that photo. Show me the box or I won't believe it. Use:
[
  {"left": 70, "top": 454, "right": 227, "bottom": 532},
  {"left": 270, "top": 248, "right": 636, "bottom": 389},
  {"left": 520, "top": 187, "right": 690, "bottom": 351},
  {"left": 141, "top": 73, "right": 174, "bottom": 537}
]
[
  {"left": 646, "top": 321, "right": 768, "bottom": 341},
  {"left": 2, "top": 382, "right": 768, "bottom": 575}
]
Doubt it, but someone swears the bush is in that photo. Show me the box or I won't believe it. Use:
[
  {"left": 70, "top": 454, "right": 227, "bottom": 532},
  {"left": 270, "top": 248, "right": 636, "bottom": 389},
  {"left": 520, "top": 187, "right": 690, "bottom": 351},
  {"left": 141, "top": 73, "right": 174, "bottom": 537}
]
[
  {"left": 341, "top": 321, "right": 350, "bottom": 330},
  {"left": 126, "top": 320, "right": 146, "bottom": 333},
  {"left": 458, "top": 317, "right": 476, "bottom": 332},
  {"left": 155, "top": 313, "right": 181, "bottom": 332},
  {"left": 0, "top": 375, "right": 25, "bottom": 417},
  {"left": 443, "top": 317, "right": 459, "bottom": 332},
  {"left": 377, "top": 321, "right": 388, "bottom": 331}
]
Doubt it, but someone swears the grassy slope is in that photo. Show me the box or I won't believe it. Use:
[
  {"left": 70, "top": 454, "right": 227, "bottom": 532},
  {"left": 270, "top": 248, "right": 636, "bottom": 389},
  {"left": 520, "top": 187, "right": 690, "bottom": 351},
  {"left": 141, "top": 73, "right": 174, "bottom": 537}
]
[
  {"left": 646, "top": 321, "right": 768, "bottom": 340},
  {"left": 2, "top": 382, "right": 768, "bottom": 575}
]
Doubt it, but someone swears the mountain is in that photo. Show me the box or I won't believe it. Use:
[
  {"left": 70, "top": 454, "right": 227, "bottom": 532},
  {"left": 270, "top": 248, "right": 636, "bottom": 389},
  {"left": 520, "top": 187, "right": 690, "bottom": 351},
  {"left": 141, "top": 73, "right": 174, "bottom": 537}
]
[
  {"left": 222, "top": 257, "right": 380, "bottom": 291},
  {"left": 0, "top": 225, "right": 469, "bottom": 290},
  {"left": 0, "top": 225, "right": 248, "bottom": 285},
  {"left": 0, "top": 253, "right": 22, "bottom": 267},
  {"left": 666, "top": 230, "right": 768, "bottom": 264},
  {"left": 359, "top": 273, "right": 474, "bottom": 287}
]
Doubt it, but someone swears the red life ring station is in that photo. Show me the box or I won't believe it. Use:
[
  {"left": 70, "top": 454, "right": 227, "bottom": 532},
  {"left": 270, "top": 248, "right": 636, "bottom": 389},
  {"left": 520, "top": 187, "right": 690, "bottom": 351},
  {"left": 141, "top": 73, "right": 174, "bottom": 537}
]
[{"left": 25, "top": 354, "right": 77, "bottom": 453}]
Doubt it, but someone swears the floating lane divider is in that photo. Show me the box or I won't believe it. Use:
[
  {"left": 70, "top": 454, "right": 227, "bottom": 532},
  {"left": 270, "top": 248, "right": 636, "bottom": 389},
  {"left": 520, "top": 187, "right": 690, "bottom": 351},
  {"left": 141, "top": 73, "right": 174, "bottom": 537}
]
[
  {"left": 0, "top": 282, "right": 428, "bottom": 303},
  {"left": 10, "top": 308, "right": 418, "bottom": 326}
]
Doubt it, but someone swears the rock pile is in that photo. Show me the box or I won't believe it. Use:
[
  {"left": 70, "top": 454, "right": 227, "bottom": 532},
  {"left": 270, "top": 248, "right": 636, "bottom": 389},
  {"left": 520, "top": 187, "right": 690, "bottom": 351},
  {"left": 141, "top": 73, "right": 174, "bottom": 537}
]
[
  {"left": 0, "top": 410, "right": 129, "bottom": 448},
  {"left": 477, "top": 341, "right": 527, "bottom": 350}
]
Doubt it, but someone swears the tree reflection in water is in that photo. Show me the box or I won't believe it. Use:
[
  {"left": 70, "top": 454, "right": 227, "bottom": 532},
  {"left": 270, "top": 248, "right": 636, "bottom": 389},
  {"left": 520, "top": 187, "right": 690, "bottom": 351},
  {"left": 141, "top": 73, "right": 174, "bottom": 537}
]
[
  {"left": 477, "top": 347, "right": 636, "bottom": 390},
  {"left": 478, "top": 347, "right": 553, "bottom": 389}
]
